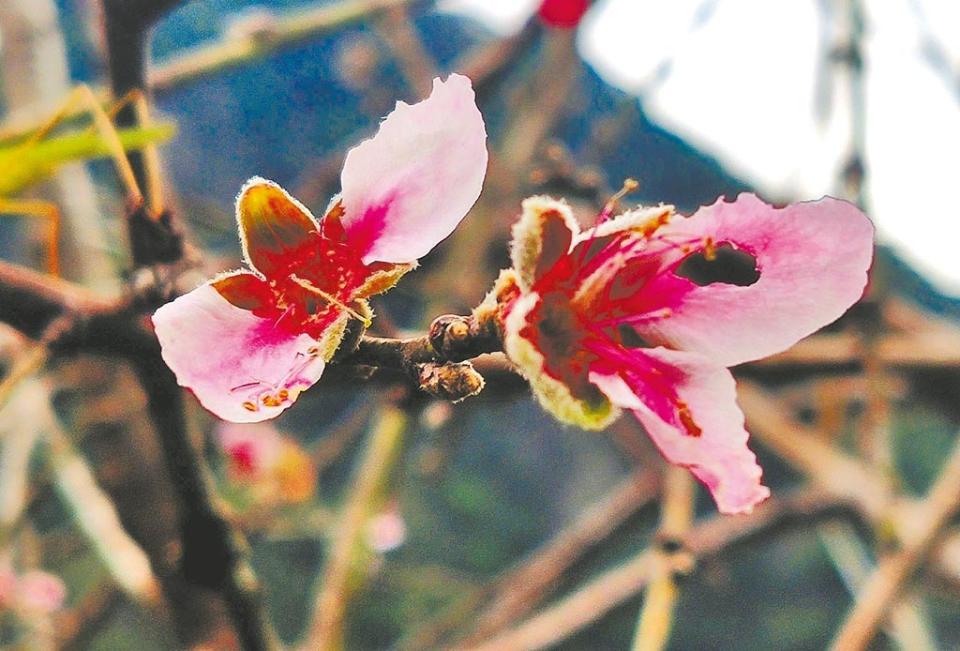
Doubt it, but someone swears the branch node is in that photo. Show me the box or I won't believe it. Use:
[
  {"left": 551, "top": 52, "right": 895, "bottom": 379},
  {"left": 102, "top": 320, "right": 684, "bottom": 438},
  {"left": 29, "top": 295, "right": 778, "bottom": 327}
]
[
  {"left": 428, "top": 312, "right": 501, "bottom": 362},
  {"left": 127, "top": 199, "right": 185, "bottom": 267},
  {"left": 416, "top": 361, "right": 485, "bottom": 402}
]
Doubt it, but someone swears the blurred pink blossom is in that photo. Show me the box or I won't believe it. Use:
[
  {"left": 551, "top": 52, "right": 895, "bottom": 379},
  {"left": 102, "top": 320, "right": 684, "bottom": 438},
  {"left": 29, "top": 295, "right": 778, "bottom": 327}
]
[
  {"left": 16, "top": 571, "right": 67, "bottom": 614},
  {"left": 0, "top": 563, "right": 17, "bottom": 609},
  {"left": 365, "top": 507, "right": 407, "bottom": 553},
  {"left": 216, "top": 422, "right": 317, "bottom": 504},
  {"left": 0, "top": 563, "right": 66, "bottom": 615},
  {"left": 538, "top": 0, "right": 590, "bottom": 28}
]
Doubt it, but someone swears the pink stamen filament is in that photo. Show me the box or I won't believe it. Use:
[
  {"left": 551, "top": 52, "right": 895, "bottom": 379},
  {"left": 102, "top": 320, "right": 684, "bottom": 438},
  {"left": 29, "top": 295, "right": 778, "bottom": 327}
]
[
  {"left": 593, "top": 307, "right": 673, "bottom": 329},
  {"left": 597, "top": 178, "right": 639, "bottom": 223}
]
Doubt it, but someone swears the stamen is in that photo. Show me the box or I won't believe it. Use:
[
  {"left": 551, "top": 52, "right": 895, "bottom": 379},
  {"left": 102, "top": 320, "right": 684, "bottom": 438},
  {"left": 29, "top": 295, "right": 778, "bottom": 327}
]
[
  {"left": 637, "top": 211, "right": 671, "bottom": 238},
  {"left": 599, "top": 178, "right": 639, "bottom": 223},
  {"left": 242, "top": 401, "right": 258, "bottom": 412},
  {"left": 677, "top": 401, "right": 702, "bottom": 437},
  {"left": 703, "top": 237, "right": 717, "bottom": 261},
  {"left": 230, "top": 381, "right": 264, "bottom": 394},
  {"left": 273, "top": 303, "right": 295, "bottom": 329},
  {"left": 262, "top": 394, "right": 283, "bottom": 408},
  {"left": 595, "top": 307, "right": 672, "bottom": 329},
  {"left": 289, "top": 274, "right": 372, "bottom": 326}
]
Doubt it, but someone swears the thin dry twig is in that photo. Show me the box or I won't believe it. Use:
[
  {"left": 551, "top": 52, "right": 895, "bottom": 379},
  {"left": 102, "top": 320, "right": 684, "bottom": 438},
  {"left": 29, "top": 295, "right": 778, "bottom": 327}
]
[
  {"left": 829, "top": 432, "right": 960, "bottom": 650},
  {"left": 818, "top": 520, "right": 939, "bottom": 651},
  {"left": 631, "top": 467, "right": 695, "bottom": 651},
  {"left": 464, "top": 490, "right": 855, "bottom": 651},
  {"left": 302, "top": 403, "right": 409, "bottom": 650},
  {"left": 374, "top": 6, "right": 438, "bottom": 97},
  {"left": 756, "top": 330, "right": 960, "bottom": 368},
  {"left": 0, "top": 342, "right": 50, "bottom": 410},
  {"left": 149, "top": 0, "right": 419, "bottom": 93},
  {"left": 451, "top": 471, "right": 661, "bottom": 648}
]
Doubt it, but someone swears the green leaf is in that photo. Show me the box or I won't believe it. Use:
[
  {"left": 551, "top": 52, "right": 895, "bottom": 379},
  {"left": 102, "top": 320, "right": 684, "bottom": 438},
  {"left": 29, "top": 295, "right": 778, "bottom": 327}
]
[{"left": 0, "top": 122, "right": 175, "bottom": 195}]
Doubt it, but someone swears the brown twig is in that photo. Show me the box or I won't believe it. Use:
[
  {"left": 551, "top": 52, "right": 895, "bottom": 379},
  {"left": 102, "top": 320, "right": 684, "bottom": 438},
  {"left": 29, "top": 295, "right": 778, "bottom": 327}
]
[
  {"left": 101, "top": 0, "right": 184, "bottom": 197},
  {"left": 631, "top": 467, "right": 695, "bottom": 651},
  {"left": 437, "top": 471, "right": 661, "bottom": 648},
  {"left": 374, "top": 5, "right": 438, "bottom": 98},
  {"left": 755, "top": 330, "right": 960, "bottom": 368},
  {"left": 817, "top": 520, "right": 939, "bottom": 651},
  {"left": 302, "top": 403, "right": 409, "bottom": 650},
  {"left": 343, "top": 313, "right": 501, "bottom": 401},
  {"left": 829, "top": 432, "right": 960, "bottom": 650},
  {"left": 464, "top": 490, "right": 857, "bottom": 651},
  {"left": 0, "top": 255, "right": 507, "bottom": 403},
  {"left": 149, "top": 0, "right": 421, "bottom": 94}
]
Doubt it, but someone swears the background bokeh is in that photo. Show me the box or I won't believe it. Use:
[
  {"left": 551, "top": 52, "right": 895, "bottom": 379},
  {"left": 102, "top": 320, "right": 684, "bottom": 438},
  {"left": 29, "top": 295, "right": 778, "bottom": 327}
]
[{"left": 1, "top": 1, "right": 959, "bottom": 649}]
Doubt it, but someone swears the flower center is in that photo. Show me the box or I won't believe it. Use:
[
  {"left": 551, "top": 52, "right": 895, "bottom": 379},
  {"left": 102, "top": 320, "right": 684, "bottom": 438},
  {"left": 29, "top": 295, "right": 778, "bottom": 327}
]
[
  {"left": 522, "top": 293, "right": 606, "bottom": 405},
  {"left": 255, "top": 232, "right": 375, "bottom": 338}
]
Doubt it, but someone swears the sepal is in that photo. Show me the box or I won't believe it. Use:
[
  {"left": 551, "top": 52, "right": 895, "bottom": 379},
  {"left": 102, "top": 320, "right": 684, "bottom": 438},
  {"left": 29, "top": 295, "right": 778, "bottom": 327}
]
[{"left": 509, "top": 196, "right": 578, "bottom": 292}]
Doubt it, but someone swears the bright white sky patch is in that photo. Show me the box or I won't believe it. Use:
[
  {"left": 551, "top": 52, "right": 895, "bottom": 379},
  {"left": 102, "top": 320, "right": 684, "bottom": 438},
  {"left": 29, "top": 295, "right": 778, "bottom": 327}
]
[
  {"left": 441, "top": 0, "right": 960, "bottom": 295},
  {"left": 438, "top": 0, "right": 537, "bottom": 33}
]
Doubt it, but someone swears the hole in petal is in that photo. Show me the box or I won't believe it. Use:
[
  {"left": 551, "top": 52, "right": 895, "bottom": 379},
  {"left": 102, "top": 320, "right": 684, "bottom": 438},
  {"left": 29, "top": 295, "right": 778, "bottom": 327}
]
[
  {"left": 617, "top": 324, "right": 649, "bottom": 349},
  {"left": 675, "top": 243, "right": 760, "bottom": 287}
]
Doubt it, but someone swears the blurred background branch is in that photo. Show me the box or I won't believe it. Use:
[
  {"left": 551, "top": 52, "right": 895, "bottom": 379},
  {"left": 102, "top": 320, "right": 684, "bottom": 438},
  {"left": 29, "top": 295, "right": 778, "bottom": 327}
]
[{"left": 0, "top": 0, "right": 958, "bottom": 649}]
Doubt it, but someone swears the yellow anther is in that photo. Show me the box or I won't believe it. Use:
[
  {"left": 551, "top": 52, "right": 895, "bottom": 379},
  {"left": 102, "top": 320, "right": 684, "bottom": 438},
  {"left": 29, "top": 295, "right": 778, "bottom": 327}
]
[
  {"left": 262, "top": 394, "right": 282, "bottom": 408},
  {"left": 676, "top": 401, "right": 702, "bottom": 437},
  {"left": 703, "top": 237, "right": 717, "bottom": 261},
  {"left": 638, "top": 211, "right": 671, "bottom": 238},
  {"left": 600, "top": 178, "right": 641, "bottom": 221},
  {"left": 242, "top": 401, "right": 258, "bottom": 412}
]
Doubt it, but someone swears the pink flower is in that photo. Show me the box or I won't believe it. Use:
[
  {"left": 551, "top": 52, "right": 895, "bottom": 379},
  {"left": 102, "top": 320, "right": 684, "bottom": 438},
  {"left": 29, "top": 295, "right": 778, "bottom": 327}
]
[
  {"left": 217, "top": 422, "right": 283, "bottom": 476},
  {"left": 365, "top": 506, "right": 407, "bottom": 553},
  {"left": 216, "top": 422, "right": 317, "bottom": 504},
  {"left": 499, "top": 194, "right": 873, "bottom": 514},
  {"left": 538, "top": 0, "right": 591, "bottom": 28},
  {"left": 0, "top": 562, "right": 67, "bottom": 615},
  {"left": 153, "top": 75, "right": 487, "bottom": 422},
  {"left": 0, "top": 563, "right": 17, "bottom": 609},
  {"left": 16, "top": 571, "right": 67, "bottom": 614}
]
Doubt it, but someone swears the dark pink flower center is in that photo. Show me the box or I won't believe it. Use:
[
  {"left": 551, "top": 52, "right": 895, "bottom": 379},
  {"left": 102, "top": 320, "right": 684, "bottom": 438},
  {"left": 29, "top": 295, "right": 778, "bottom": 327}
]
[
  {"left": 520, "top": 292, "right": 607, "bottom": 405},
  {"left": 239, "top": 226, "right": 393, "bottom": 340}
]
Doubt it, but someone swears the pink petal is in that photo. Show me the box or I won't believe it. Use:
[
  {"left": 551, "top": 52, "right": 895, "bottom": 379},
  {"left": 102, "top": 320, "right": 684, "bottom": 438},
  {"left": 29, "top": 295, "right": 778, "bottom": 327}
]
[
  {"left": 589, "top": 346, "right": 770, "bottom": 514},
  {"left": 634, "top": 194, "right": 873, "bottom": 366},
  {"left": 339, "top": 74, "right": 488, "bottom": 265},
  {"left": 0, "top": 564, "right": 17, "bottom": 608},
  {"left": 16, "top": 571, "right": 66, "bottom": 614},
  {"left": 365, "top": 510, "right": 408, "bottom": 553},
  {"left": 152, "top": 285, "right": 324, "bottom": 423}
]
